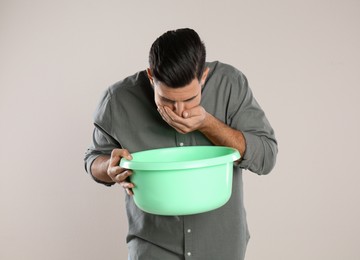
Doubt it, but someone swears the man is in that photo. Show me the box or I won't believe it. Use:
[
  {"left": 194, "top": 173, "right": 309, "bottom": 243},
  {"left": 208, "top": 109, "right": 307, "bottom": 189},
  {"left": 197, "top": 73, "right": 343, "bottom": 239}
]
[{"left": 84, "top": 28, "right": 277, "bottom": 260}]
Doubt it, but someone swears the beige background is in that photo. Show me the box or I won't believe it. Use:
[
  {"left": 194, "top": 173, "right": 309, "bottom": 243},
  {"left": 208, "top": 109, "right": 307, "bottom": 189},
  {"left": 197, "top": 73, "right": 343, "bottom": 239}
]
[{"left": 1, "top": 0, "right": 359, "bottom": 259}]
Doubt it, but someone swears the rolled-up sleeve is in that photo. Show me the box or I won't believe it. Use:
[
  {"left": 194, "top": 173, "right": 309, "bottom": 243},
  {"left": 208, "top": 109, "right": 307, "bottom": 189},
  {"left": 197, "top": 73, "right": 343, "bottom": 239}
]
[
  {"left": 229, "top": 72, "right": 278, "bottom": 175},
  {"left": 84, "top": 89, "right": 121, "bottom": 185}
]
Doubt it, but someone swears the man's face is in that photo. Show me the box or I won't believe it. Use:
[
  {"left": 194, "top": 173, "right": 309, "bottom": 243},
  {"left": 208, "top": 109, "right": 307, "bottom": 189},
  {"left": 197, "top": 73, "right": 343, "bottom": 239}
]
[
  {"left": 147, "top": 67, "right": 209, "bottom": 118},
  {"left": 153, "top": 78, "right": 202, "bottom": 117}
]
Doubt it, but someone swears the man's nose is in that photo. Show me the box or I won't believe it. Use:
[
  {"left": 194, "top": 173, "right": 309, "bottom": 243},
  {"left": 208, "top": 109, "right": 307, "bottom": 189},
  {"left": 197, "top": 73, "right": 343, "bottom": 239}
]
[{"left": 173, "top": 102, "right": 185, "bottom": 117}]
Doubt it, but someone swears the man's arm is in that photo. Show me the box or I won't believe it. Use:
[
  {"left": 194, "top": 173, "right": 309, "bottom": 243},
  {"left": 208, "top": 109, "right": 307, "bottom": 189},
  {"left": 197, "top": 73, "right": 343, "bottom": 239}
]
[
  {"left": 157, "top": 105, "right": 245, "bottom": 156},
  {"left": 198, "top": 113, "right": 246, "bottom": 157},
  {"left": 157, "top": 104, "right": 277, "bottom": 175}
]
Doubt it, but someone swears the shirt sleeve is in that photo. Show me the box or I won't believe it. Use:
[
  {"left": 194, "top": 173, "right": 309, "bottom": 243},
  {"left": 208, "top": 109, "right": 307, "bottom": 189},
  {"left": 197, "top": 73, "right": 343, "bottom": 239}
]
[
  {"left": 84, "top": 89, "right": 121, "bottom": 186},
  {"left": 228, "top": 72, "right": 278, "bottom": 175}
]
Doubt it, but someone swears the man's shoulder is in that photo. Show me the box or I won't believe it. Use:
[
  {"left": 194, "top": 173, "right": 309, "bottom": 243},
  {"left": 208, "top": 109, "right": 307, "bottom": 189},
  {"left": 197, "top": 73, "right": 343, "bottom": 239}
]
[
  {"left": 98, "top": 70, "right": 152, "bottom": 110},
  {"left": 206, "top": 61, "right": 245, "bottom": 79},
  {"left": 206, "top": 61, "right": 247, "bottom": 89},
  {"left": 107, "top": 70, "right": 148, "bottom": 96}
]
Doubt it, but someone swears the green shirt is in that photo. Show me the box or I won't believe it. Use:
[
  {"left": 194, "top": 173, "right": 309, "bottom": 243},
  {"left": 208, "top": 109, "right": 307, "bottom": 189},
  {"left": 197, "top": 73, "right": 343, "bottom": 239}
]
[{"left": 84, "top": 61, "right": 277, "bottom": 260}]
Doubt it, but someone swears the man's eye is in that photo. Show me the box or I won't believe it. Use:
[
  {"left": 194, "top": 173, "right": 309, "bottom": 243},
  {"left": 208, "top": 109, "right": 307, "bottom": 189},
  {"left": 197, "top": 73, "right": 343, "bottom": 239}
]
[{"left": 163, "top": 99, "right": 174, "bottom": 104}]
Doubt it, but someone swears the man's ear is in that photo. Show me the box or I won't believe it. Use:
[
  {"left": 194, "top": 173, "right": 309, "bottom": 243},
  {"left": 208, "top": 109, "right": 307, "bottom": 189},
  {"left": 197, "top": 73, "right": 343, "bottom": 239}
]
[
  {"left": 146, "top": 68, "right": 154, "bottom": 85},
  {"left": 201, "top": 67, "right": 210, "bottom": 86}
]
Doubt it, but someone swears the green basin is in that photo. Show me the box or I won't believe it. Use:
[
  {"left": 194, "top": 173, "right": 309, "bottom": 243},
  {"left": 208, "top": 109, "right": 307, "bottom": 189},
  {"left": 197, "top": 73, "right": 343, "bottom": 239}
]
[{"left": 120, "top": 146, "right": 240, "bottom": 216}]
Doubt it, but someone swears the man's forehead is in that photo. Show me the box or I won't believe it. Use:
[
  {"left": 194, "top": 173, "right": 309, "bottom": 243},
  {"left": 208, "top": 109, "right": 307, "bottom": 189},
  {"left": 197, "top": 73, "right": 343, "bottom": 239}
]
[
  {"left": 158, "top": 92, "right": 199, "bottom": 103},
  {"left": 154, "top": 79, "right": 201, "bottom": 100},
  {"left": 154, "top": 77, "right": 201, "bottom": 89}
]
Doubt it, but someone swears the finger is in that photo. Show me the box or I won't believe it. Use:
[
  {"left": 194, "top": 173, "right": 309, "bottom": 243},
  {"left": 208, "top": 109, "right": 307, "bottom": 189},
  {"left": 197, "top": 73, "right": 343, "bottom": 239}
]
[
  {"left": 109, "top": 149, "right": 132, "bottom": 167},
  {"left": 164, "top": 107, "right": 195, "bottom": 127},
  {"left": 107, "top": 166, "right": 122, "bottom": 178},
  {"left": 125, "top": 188, "right": 134, "bottom": 196},
  {"left": 168, "top": 121, "right": 190, "bottom": 134},
  {"left": 164, "top": 106, "right": 198, "bottom": 127},
  {"left": 121, "top": 180, "right": 135, "bottom": 196},
  {"left": 161, "top": 108, "right": 194, "bottom": 133},
  {"left": 158, "top": 106, "right": 173, "bottom": 122},
  {"left": 163, "top": 106, "right": 183, "bottom": 122},
  {"left": 159, "top": 108, "right": 184, "bottom": 131},
  {"left": 120, "top": 179, "right": 135, "bottom": 189},
  {"left": 183, "top": 106, "right": 204, "bottom": 118},
  {"left": 110, "top": 149, "right": 132, "bottom": 165},
  {"left": 182, "top": 110, "right": 190, "bottom": 118},
  {"left": 110, "top": 169, "right": 132, "bottom": 182},
  {"left": 158, "top": 106, "right": 194, "bottom": 133}
]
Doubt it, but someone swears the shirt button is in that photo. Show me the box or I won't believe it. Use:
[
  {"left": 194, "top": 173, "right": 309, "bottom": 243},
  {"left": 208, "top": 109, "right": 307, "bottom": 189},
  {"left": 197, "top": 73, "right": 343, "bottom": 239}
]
[
  {"left": 187, "top": 252, "right": 192, "bottom": 256},
  {"left": 187, "top": 229, "right": 191, "bottom": 233},
  {"left": 179, "top": 142, "right": 184, "bottom": 146}
]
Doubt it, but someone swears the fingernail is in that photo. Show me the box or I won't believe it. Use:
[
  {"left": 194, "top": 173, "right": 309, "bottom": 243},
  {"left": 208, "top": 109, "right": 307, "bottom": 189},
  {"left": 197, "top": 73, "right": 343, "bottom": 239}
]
[{"left": 183, "top": 111, "right": 188, "bottom": 118}]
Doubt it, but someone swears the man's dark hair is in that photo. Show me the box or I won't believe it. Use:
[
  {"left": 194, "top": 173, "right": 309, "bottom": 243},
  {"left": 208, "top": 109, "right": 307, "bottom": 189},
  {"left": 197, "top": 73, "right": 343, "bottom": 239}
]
[{"left": 149, "top": 28, "right": 206, "bottom": 88}]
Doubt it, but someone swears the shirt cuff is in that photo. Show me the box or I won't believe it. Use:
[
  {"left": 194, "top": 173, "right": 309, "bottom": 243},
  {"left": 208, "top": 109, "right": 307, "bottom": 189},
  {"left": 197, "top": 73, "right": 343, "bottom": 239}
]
[
  {"left": 85, "top": 154, "right": 115, "bottom": 187},
  {"left": 238, "top": 132, "right": 263, "bottom": 171}
]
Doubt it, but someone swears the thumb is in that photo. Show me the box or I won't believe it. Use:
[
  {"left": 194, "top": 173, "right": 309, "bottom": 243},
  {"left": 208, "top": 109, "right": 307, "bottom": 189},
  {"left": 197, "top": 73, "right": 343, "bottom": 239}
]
[{"left": 182, "top": 110, "right": 190, "bottom": 118}]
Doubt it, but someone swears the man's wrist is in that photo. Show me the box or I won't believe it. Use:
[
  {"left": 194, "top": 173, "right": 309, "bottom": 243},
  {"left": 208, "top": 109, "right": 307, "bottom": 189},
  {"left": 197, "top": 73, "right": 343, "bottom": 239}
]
[
  {"left": 198, "top": 112, "right": 213, "bottom": 133},
  {"left": 91, "top": 155, "right": 114, "bottom": 184}
]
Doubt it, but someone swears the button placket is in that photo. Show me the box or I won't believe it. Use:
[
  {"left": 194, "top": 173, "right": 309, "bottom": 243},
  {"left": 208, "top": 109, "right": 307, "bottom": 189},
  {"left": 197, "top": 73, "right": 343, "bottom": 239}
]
[
  {"left": 184, "top": 216, "right": 193, "bottom": 259},
  {"left": 175, "top": 132, "right": 187, "bottom": 147}
]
